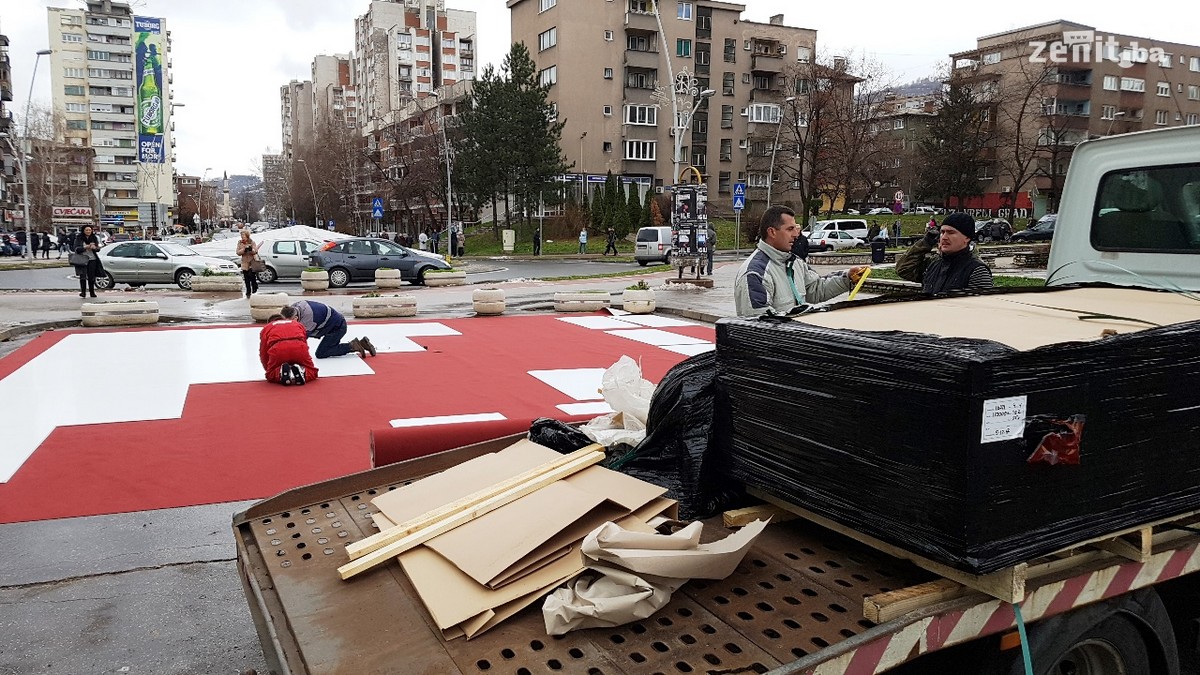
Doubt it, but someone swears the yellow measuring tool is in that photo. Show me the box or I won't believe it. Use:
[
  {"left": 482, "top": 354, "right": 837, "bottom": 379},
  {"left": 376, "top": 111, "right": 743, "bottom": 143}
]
[{"left": 847, "top": 267, "right": 872, "bottom": 301}]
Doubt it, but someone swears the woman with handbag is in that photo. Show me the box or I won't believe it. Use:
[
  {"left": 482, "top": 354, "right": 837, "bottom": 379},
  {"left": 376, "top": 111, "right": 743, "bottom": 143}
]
[
  {"left": 72, "top": 225, "right": 102, "bottom": 298},
  {"left": 236, "top": 229, "right": 262, "bottom": 298}
]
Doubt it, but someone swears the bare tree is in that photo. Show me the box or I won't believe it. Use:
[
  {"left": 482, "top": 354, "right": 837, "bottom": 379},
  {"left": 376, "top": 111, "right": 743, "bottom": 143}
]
[
  {"left": 991, "top": 55, "right": 1058, "bottom": 217},
  {"left": 24, "top": 106, "right": 94, "bottom": 233}
]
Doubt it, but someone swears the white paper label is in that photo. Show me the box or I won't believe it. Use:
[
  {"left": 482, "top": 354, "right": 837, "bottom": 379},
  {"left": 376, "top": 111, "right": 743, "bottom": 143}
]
[{"left": 981, "top": 395, "right": 1027, "bottom": 443}]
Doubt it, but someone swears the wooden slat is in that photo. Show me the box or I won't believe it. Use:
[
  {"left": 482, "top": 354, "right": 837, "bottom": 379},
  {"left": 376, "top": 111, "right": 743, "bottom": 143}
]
[
  {"left": 339, "top": 448, "right": 606, "bottom": 580},
  {"left": 748, "top": 487, "right": 1028, "bottom": 604},
  {"left": 863, "top": 579, "right": 969, "bottom": 624},
  {"left": 722, "top": 504, "right": 797, "bottom": 528},
  {"left": 347, "top": 445, "right": 604, "bottom": 560}
]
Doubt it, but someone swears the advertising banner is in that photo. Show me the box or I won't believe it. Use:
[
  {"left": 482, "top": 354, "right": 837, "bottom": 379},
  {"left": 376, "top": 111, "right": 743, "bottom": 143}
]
[
  {"left": 52, "top": 206, "right": 94, "bottom": 218},
  {"left": 134, "top": 16, "right": 165, "bottom": 163}
]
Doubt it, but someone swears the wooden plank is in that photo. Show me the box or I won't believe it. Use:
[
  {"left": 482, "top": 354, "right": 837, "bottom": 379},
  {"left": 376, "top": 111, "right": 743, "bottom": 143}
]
[
  {"left": 346, "top": 445, "right": 604, "bottom": 560},
  {"left": 338, "top": 449, "right": 607, "bottom": 580},
  {"left": 748, "top": 487, "right": 1028, "bottom": 603},
  {"left": 722, "top": 504, "right": 797, "bottom": 528},
  {"left": 1092, "top": 527, "right": 1153, "bottom": 563},
  {"left": 863, "top": 578, "right": 971, "bottom": 624}
]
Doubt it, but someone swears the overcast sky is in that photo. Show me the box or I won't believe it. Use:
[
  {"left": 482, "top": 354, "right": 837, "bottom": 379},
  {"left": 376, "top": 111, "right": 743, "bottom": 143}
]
[{"left": 3, "top": 0, "right": 1196, "bottom": 179}]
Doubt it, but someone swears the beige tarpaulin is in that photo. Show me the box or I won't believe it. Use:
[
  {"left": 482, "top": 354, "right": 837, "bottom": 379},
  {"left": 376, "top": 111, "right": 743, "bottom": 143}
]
[{"left": 543, "top": 518, "right": 769, "bottom": 635}]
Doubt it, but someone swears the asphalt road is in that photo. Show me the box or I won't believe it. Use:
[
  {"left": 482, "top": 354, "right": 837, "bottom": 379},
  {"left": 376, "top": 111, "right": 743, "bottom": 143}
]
[{"left": 0, "top": 258, "right": 654, "bottom": 291}]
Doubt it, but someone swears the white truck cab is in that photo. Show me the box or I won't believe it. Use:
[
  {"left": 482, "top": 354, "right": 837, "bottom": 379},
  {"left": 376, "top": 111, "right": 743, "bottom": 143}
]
[{"left": 1048, "top": 125, "right": 1200, "bottom": 291}]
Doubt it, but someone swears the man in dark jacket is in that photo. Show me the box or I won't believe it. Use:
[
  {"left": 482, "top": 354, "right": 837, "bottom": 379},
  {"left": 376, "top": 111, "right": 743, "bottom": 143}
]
[
  {"left": 895, "top": 212, "right": 993, "bottom": 293},
  {"left": 282, "top": 301, "right": 376, "bottom": 359}
]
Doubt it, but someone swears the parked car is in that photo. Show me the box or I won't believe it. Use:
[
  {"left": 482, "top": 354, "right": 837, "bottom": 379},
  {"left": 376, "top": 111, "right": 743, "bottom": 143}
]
[
  {"left": 977, "top": 218, "right": 1014, "bottom": 242},
  {"left": 842, "top": 208, "right": 861, "bottom": 215},
  {"left": 634, "top": 226, "right": 674, "bottom": 265},
  {"left": 808, "top": 230, "right": 866, "bottom": 252},
  {"left": 252, "top": 239, "right": 325, "bottom": 283},
  {"left": 911, "top": 206, "right": 939, "bottom": 215},
  {"left": 308, "top": 237, "right": 451, "bottom": 287},
  {"left": 95, "top": 241, "right": 240, "bottom": 290},
  {"left": 805, "top": 219, "right": 869, "bottom": 240},
  {"left": 1010, "top": 214, "right": 1057, "bottom": 243},
  {"left": 865, "top": 207, "right": 895, "bottom": 216}
]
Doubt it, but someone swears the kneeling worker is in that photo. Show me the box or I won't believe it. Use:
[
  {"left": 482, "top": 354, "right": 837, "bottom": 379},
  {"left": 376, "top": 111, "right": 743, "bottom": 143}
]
[
  {"left": 734, "top": 206, "right": 867, "bottom": 317},
  {"left": 895, "top": 212, "right": 993, "bottom": 293},
  {"left": 259, "top": 313, "right": 318, "bottom": 386},
  {"left": 283, "top": 301, "right": 376, "bottom": 359}
]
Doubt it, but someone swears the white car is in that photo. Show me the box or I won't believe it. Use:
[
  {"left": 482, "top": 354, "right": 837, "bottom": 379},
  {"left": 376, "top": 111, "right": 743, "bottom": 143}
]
[
  {"left": 808, "top": 230, "right": 866, "bottom": 252},
  {"left": 866, "top": 207, "right": 894, "bottom": 216}
]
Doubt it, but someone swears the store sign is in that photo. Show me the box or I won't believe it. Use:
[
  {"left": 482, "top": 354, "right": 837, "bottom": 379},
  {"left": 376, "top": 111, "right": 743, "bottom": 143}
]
[{"left": 52, "top": 206, "right": 94, "bottom": 218}]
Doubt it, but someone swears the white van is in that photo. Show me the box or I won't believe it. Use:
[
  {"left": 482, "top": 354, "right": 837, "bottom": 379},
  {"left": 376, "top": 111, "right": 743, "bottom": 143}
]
[
  {"left": 634, "top": 226, "right": 673, "bottom": 265},
  {"left": 806, "top": 219, "right": 869, "bottom": 240}
]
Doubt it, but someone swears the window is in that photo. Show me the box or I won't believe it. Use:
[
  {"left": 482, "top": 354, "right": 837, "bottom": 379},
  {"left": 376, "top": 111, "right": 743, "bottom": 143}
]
[
  {"left": 723, "top": 38, "right": 735, "bottom": 63},
  {"left": 697, "top": 14, "right": 711, "bottom": 31},
  {"left": 604, "top": 67, "right": 613, "bottom": 79},
  {"left": 539, "top": 0, "right": 556, "bottom": 11},
  {"left": 397, "top": 33, "right": 412, "bottom": 50},
  {"left": 64, "top": 67, "right": 85, "bottom": 78},
  {"left": 1120, "top": 77, "right": 1145, "bottom": 92},
  {"left": 538, "top": 27, "right": 556, "bottom": 51},
  {"left": 692, "top": 148, "right": 706, "bottom": 167},
  {"left": 1103, "top": 75, "right": 1118, "bottom": 91},
  {"left": 1093, "top": 165, "right": 1200, "bottom": 252},
  {"left": 625, "top": 104, "right": 658, "bottom": 125},
  {"left": 624, "top": 140, "right": 656, "bottom": 160},
  {"left": 1188, "top": 113, "right": 1199, "bottom": 125},
  {"left": 60, "top": 14, "right": 79, "bottom": 25},
  {"left": 753, "top": 75, "right": 769, "bottom": 90},
  {"left": 677, "top": 39, "right": 691, "bottom": 57},
  {"left": 62, "top": 33, "right": 83, "bottom": 43},
  {"left": 603, "top": 105, "right": 613, "bottom": 116},
  {"left": 722, "top": 72, "right": 734, "bottom": 95},
  {"left": 1157, "top": 81, "right": 1170, "bottom": 97},
  {"left": 64, "top": 85, "right": 85, "bottom": 96},
  {"left": 538, "top": 65, "right": 557, "bottom": 86},
  {"left": 628, "top": 35, "right": 650, "bottom": 51},
  {"left": 604, "top": 30, "right": 614, "bottom": 41},
  {"left": 66, "top": 119, "right": 87, "bottom": 130},
  {"left": 1190, "top": 57, "right": 1200, "bottom": 72},
  {"left": 66, "top": 102, "right": 86, "bottom": 112},
  {"left": 748, "top": 173, "right": 769, "bottom": 188},
  {"left": 893, "top": 118, "right": 905, "bottom": 130},
  {"left": 742, "top": 73, "right": 751, "bottom": 84},
  {"left": 794, "top": 79, "right": 811, "bottom": 95},
  {"left": 693, "top": 118, "right": 707, "bottom": 134},
  {"left": 1189, "top": 85, "right": 1199, "bottom": 100},
  {"left": 720, "top": 105, "right": 733, "bottom": 128},
  {"left": 1101, "top": 104, "right": 1117, "bottom": 120},
  {"left": 628, "top": 0, "right": 650, "bottom": 11},
  {"left": 1160, "top": 53, "right": 1173, "bottom": 68},
  {"left": 982, "top": 51, "right": 1001, "bottom": 65},
  {"left": 720, "top": 138, "right": 732, "bottom": 161},
  {"left": 696, "top": 48, "right": 709, "bottom": 66},
  {"left": 677, "top": 2, "right": 693, "bottom": 19},
  {"left": 747, "top": 103, "right": 780, "bottom": 124},
  {"left": 1156, "top": 110, "right": 1169, "bottom": 125},
  {"left": 603, "top": 141, "right": 613, "bottom": 152}
]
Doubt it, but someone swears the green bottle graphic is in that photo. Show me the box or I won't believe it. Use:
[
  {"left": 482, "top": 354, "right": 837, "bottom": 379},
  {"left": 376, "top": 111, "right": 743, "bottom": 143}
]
[{"left": 138, "top": 47, "right": 162, "bottom": 136}]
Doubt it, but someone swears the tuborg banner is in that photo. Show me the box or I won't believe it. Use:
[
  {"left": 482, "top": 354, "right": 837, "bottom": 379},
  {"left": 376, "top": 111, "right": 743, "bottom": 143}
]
[{"left": 134, "top": 16, "right": 165, "bottom": 164}]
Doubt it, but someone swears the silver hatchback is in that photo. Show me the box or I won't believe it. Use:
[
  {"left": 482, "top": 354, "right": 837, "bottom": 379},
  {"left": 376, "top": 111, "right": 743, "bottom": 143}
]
[{"left": 95, "top": 241, "right": 241, "bottom": 290}]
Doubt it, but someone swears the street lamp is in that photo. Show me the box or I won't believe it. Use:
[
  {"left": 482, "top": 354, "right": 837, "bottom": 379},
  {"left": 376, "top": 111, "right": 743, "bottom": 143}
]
[
  {"left": 429, "top": 91, "right": 454, "bottom": 261},
  {"left": 1105, "top": 111, "right": 1126, "bottom": 136},
  {"left": 13, "top": 48, "right": 52, "bottom": 261},
  {"left": 766, "top": 96, "right": 797, "bottom": 206},
  {"left": 673, "top": 89, "right": 715, "bottom": 185},
  {"left": 296, "top": 159, "right": 320, "bottom": 228}
]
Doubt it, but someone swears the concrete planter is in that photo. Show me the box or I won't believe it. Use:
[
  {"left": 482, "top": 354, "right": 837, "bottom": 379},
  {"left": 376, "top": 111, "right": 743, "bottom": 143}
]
[
  {"left": 190, "top": 275, "right": 243, "bottom": 293},
  {"left": 81, "top": 301, "right": 159, "bottom": 327},
  {"left": 250, "top": 293, "right": 291, "bottom": 323},
  {"left": 621, "top": 288, "right": 656, "bottom": 314},
  {"left": 375, "top": 268, "right": 403, "bottom": 289},
  {"left": 472, "top": 288, "right": 505, "bottom": 316},
  {"left": 553, "top": 290, "right": 611, "bottom": 312},
  {"left": 424, "top": 270, "right": 466, "bottom": 287},
  {"left": 353, "top": 294, "right": 417, "bottom": 318},
  {"left": 301, "top": 269, "right": 329, "bottom": 292}
]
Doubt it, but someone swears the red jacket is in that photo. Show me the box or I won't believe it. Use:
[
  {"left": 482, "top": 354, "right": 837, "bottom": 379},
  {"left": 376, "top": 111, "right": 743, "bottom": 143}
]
[{"left": 258, "top": 319, "right": 318, "bottom": 383}]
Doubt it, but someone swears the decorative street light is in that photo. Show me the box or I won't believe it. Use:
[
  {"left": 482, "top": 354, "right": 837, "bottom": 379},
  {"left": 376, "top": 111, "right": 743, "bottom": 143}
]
[
  {"left": 12, "top": 48, "right": 53, "bottom": 261},
  {"left": 296, "top": 159, "right": 320, "bottom": 228},
  {"left": 766, "top": 96, "right": 798, "bottom": 206}
]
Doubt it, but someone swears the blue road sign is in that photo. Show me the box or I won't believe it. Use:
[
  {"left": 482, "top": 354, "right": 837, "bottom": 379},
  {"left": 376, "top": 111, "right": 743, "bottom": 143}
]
[
  {"left": 732, "top": 194, "right": 745, "bottom": 211},
  {"left": 733, "top": 182, "right": 746, "bottom": 198}
]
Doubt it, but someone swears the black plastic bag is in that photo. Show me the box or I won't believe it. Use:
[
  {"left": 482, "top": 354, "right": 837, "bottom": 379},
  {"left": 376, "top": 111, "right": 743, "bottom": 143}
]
[{"left": 528, "top": 418, "right": 594, "bottom": 454}]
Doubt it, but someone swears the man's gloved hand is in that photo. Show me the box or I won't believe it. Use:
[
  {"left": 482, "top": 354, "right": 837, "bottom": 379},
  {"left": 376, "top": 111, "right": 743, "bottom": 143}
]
[{"left": 923, "top": 228, "right": 940, "bottom": 246}]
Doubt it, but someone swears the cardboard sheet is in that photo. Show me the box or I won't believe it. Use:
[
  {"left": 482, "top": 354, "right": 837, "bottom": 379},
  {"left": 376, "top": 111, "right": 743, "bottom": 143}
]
[{"left": 797, "top": 287, "right": 1200, "bottom": 351}]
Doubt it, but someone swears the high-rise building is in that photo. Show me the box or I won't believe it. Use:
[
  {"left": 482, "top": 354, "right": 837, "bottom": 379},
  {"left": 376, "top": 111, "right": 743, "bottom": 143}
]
[
  {"left": 47, "top": 1, "right": 176, "bottom": 230},
  {"left": 950, "top": 20, "right": 1200, "bottom": 216},
  {"left": 311, "top": 54, "right": 358, "bottom": 135},
  {"left": 280, "top": 79, "right": 314, "bottom": 161},
  {"left": 261, "top": 153, "right": 286, "bottom": 224},
  {"left": 354, "top": 0, "right": 477, "bottom": 130},
  {"left": 509, "top": 2, "right": 817, "bottom": 206},
  {"left": 0, "top": 27, "right": 15, "bottom": 219}
]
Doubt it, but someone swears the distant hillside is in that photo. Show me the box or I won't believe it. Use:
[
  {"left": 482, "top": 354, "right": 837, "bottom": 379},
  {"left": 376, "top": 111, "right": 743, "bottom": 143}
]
[{"left": 890, "top": 76, "right": 942, "bottom": 97}]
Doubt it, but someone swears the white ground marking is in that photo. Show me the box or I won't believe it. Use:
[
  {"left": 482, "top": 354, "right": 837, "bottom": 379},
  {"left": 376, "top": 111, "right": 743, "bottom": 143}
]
[
  {"left": 527, "top": 368, "right": 607, "bottom": 401},
  {"left": 604, "top": 328, "right": 713, "bottom": 347},
  {"left": 388, "top": 412, "right": 508, "bottom": 428}
]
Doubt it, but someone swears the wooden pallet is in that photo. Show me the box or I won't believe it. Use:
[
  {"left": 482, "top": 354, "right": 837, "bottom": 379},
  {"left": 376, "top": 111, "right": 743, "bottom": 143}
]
[{"left": 748, "top": 487, "right": 1200, "bottom": 611}]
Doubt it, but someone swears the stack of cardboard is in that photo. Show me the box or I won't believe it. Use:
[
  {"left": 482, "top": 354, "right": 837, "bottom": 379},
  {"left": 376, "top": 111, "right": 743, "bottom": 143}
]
[{"left": 361, "top": 440, "right": 675, "bottom": 639}]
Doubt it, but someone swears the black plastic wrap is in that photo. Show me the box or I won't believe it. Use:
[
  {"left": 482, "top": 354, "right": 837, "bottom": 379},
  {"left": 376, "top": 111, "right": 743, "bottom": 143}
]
[
  {"left": 716, "top": 314, "right": 1200, "bottom": 575},
  {"left": 528, "top": 418, "right": 594, "bottom": 454},
  {"left": 608, "top": 351, "right": 745, "bottom": 520}
]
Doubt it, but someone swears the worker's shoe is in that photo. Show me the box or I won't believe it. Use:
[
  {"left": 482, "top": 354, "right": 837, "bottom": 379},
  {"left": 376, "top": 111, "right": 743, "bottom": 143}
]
[
  {"left": 360, "top": 336, "right": 377, "bottom": 357},
  {"left": 280, "top": 364, "right": 294, "bottom": 386},
  {"left": 291, "top": 364, "right": 306, "bottom": 386},
  {"left": 348, "top": 338, "right": 367, "bottom": 358}
]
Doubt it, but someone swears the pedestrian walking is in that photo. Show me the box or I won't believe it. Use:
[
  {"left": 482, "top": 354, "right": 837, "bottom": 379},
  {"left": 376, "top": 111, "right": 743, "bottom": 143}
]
[
  {"left": 40, "top": 232, "right": 52, "bottom": 259},
  {"left": 72, "top": 224, "right": 103, "bottom": 298},
  {"left": 603, "top": 228, "right": 617, "bottom": 256},
  {"left": 892, "top": 219, "right": 901, "bottom": 240},
  {"left": 532, "top": 226, "right": 542, "bottom": 256},
  {"left": 56, "top": 232, "right": 68, "bottom": 259},
  {"left": 236, "top": 229, "right": 261, "bottom": 298},
  {"left": 578, "top": 228, "right": 588, "bottom": 255},
  {"left": 418, "top": 230, "right": 429, "bottom": 251}
]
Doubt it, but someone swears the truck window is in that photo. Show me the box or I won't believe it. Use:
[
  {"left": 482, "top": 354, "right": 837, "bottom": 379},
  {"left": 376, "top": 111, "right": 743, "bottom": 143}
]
[{"left": 1092, "top": 164, "right": 1200, "bottom": 253}]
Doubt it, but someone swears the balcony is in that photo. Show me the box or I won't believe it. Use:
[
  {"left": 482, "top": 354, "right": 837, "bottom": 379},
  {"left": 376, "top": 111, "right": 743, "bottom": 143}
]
[
  {"left": 624, "top": 48, "right": 658, "bottom": 70},
  {"left": 0, "top": 85, "right": 11, "bottom": 102},
  {"left": 625, "top": 67, "right": 657, "bottom": 91},
  {"left": 624, "top": 10, "right": 658, "bottom": 32},
  {"left": 751, "top": 54, "right": 782, "bottom": 74}
]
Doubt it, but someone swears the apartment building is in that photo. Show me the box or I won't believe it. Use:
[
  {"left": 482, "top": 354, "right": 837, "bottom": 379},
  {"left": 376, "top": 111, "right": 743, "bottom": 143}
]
[
  {"left": 863, "top": 94, "right": 939, "bottom": 210},
  {"left": 260, "top": 153, "right": 287, "bottom": 224},
  {"left": 0, "top": 28, "right": 14, "bottom": 220},
  {"left": 509, "top": 0, "right": 817, "bottom": 210},
  {"left": 950, "top": 20, "right": 1200, "bottom": 216},
  {"left": 280, "top": 79, "right": 314, "bottom": 161},
  {"left": 354, "top": 0, "right": 477, "bottom": 133},
  {"left": 312, "top": 54, "right": 358, "bottom": 135},
  {"left": 47, "top": 1, "right": 176, "bottom": 227}
]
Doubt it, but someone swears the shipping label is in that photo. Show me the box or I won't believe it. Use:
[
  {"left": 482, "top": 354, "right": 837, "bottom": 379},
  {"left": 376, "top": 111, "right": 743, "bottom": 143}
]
[{"left": 981, "top": 395, "right": 1028, "bottom": 443}]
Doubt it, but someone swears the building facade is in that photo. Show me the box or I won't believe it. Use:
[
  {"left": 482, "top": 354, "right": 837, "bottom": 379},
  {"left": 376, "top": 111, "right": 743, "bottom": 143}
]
[
  {"left": 312, "top": 54, "right": 358, "bottom": 135},
  {"left": 863, "top": 94, "right": 939, "bottom": 210},
  {"left": 950, "top": 20, "right": 1200, "bottom": 217},
  {"left": 0, "top": 28, "right": 15, "bottom": 222},
  {"left": 280, "top": 79, "right": 314, "bottom": 162},
  {"left": 47, "top": 1, "right": 177, "bottom": 229},
  {"left": 508, "top": 0, "right": 817, "bottom": 212}
]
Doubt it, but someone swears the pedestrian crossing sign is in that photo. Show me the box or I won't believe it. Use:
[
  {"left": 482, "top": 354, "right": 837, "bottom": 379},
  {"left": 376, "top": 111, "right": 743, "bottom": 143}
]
[
  {"left": 371, "top": 197, "right": 384, "bottom": 219},
  {"left": 733, "top": 183, "right": 746, "bottom": 197},
  {"left": 732, "top": 194, "right": 745, "bottom": 211}
]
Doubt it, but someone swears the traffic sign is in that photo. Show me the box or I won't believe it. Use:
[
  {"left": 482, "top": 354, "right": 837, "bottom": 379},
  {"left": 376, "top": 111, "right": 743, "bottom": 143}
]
[
  {"left": 894, "top": 190, "right": 905, "bottom": 201},
  {"left": 732, "top": 194, "right": 745, "bottom": 211},
  {"left": 371, "top": 197, "right": 384, "bottom": 219},
  {"left": 733, "top": 182, "right": 746, "bottom": 197}
]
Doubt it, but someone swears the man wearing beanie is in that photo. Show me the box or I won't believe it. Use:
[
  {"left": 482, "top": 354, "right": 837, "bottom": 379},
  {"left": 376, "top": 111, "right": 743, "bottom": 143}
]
[{"left": 895, "top": 212, "right": 993, "bottom": 293}]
